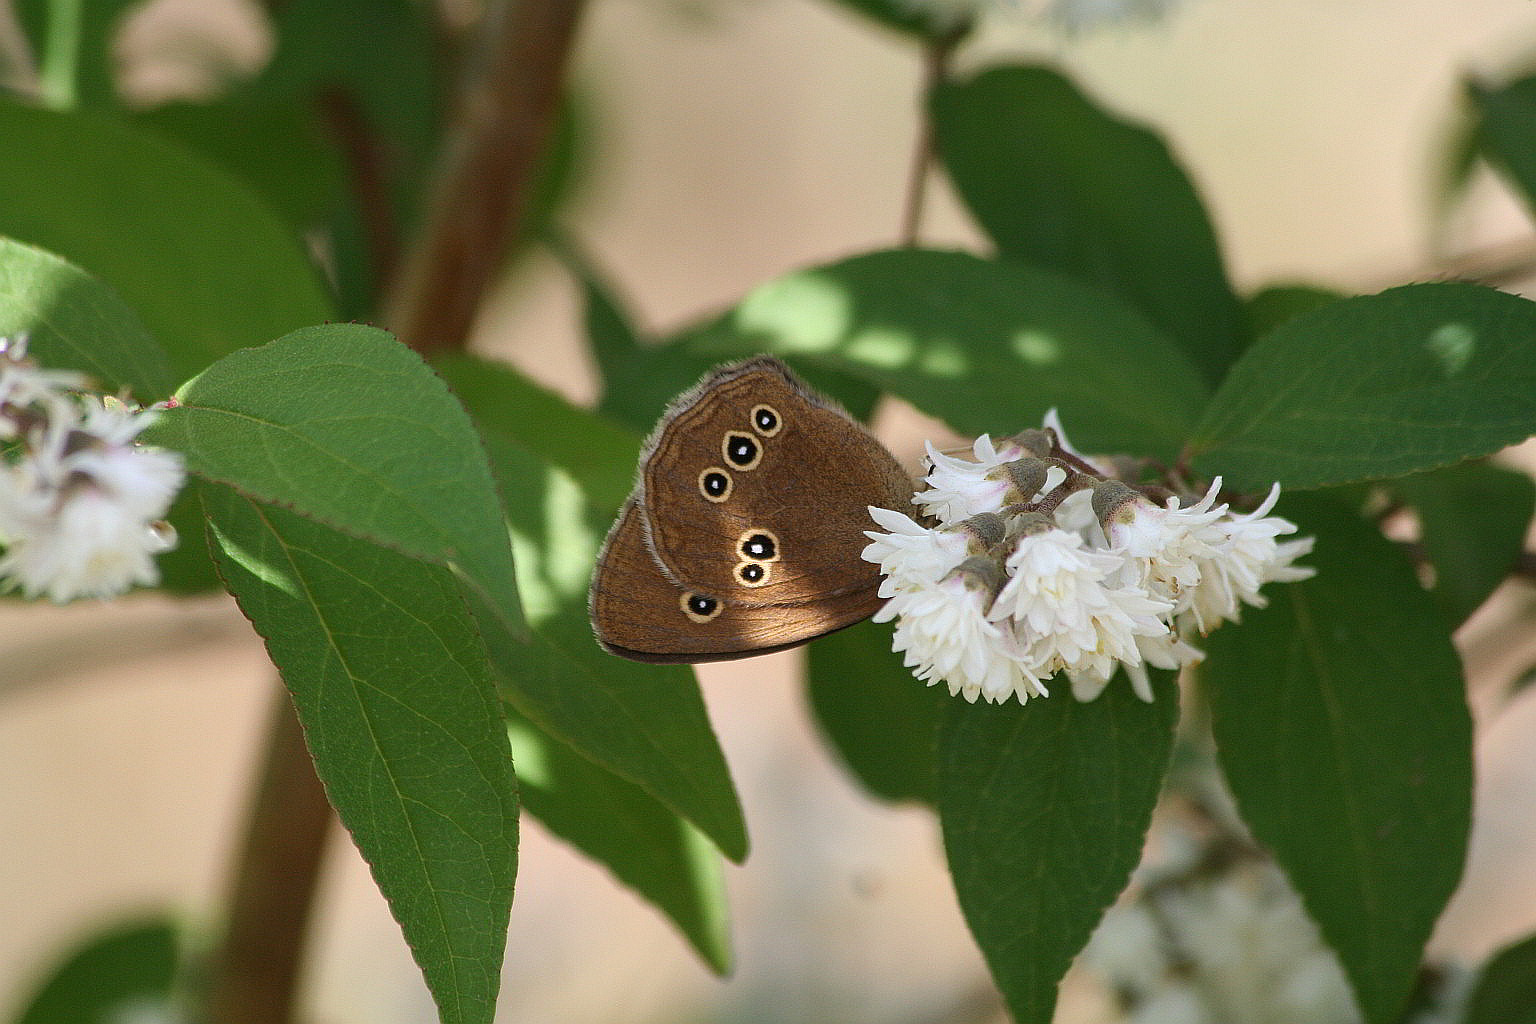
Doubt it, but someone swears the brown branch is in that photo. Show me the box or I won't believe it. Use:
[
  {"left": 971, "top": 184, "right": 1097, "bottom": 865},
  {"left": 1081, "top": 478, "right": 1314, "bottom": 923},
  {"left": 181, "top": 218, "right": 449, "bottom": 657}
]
[
  {"left": 899, "top": 33, "right": 961, "bottom": 247},
  {"left": 205, "top": 687, "right": 333, "bottom": 1024},
  {"left": 385, "top": 0, "right": 587, "bottom": 355}
]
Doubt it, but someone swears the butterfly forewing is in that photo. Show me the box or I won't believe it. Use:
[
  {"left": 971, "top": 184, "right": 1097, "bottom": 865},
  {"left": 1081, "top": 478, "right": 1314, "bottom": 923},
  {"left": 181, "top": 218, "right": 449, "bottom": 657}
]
[
  {"left": 590, "top": 356, "right": 914, "bottom": 664},
  {"left": 639, "top": 358, "right": 912, "bottom": 606}
]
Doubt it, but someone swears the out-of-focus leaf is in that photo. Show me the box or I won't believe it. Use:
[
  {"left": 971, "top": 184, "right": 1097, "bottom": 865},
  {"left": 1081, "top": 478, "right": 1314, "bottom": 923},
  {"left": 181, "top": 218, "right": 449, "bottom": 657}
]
[
  {"left": 806, "top": 618, "right": 945, "bottom": 804},
  {"left": 507, "top": 707, "right": 732, "bottom": 972},
  {"left": 15, "top": 918, "right": 179, "bottom": 1024},
  {"left": 0, "top": 98, "right": 334, "bottom": 383},
  {"left": 932, "top": 65, "right": 1243, "bottom": 382},
  {"left": 682, "top": 247, "right": 1207, "bottom": 461},
  {"left": 1463, "top": 930, "right": 1536, "bottom": 1024},
  {"left": 1392, "top": 460, "right": 1535, "bottom": 626}
]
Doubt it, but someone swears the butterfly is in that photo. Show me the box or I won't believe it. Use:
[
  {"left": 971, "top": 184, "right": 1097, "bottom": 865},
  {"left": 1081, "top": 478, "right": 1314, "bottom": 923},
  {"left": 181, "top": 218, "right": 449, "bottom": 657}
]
[{"left": 589, "top": 356, "right": 913, "bottom": 663}]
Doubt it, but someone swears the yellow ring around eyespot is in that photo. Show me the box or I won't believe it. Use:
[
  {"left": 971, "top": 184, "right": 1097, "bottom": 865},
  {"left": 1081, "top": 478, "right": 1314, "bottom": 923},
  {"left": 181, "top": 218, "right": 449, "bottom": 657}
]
[
  {"left": 735, "top": 560, "right": 772, "bottom": 588},
  {"left": 679, "top": 591, "right": 722, "bottom": 623},
  {"left": 736, "top": 528, "right": 781, "bottom": 563},
  {"left": 749, "top": 403, "right": 783, "bottom": 437},
  {"left": 698, "top": 467, "right": 732, "bottom": 503},
  {"left": 721, "top": 430, "right": 763, "bottom": 471}
]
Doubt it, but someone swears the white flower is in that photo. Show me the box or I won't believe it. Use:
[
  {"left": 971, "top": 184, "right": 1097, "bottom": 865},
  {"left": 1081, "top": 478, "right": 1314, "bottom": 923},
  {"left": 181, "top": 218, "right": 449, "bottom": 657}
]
[
  {"left": 0, "top": 335, "right": 90, "bottom": 419},
  {"left": 989, "top": 525, "right": 1173, "bottom": 685},
  {"left": 0, "top": 378, "right": 185, "bottom": 602},
  {"left": 1182, "top": 484, "right": 1316, "bottom": 630},
  {"left": 885, "top": 562, "right": 1047, "bottom": 704},
  {"left": 862, "top": 505, "right": 971, "bottom": 598},
  {"left": 0, "top": 481, "right": 177, "bottom": 602},
  {"left": 1108, "top": 480, "right": 1316, "bottom": 634},
  {"left": 1105, "top": 479, "right": 1227, "bottom": 603},
  {"left": 913, "top": 435, "right": 1031, "bottom": 524}
]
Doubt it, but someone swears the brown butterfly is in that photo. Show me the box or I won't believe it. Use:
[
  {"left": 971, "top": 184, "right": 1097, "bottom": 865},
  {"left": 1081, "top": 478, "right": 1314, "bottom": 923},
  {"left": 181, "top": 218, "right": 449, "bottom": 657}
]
[{"left": 589, "top": 356, "right": 914, "bottom": 663}]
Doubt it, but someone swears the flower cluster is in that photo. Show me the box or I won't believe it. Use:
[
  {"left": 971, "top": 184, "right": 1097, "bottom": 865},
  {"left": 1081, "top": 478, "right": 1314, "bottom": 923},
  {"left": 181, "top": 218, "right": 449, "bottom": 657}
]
[
  {"left": 0, "top": 336, "right": 185, "bottom": 602},
  {"left": 862, "top": 416, "right": 1314, "bottom": 705}
]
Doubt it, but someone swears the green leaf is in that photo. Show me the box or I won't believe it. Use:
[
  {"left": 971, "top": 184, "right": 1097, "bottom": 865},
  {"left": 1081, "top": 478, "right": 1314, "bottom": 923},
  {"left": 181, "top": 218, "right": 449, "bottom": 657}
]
[
  {"left": 0, "top": 98, "right": 334, "bottom": 383},
  {"left": 506, "top": 707, "right": 731, "bottom": 972},
  {"left": 1203, "top": 494, "right": 1472, "bottom": 1024},
  {"left": 1244, "top": 283, "right": 1344, "bottom": 340},
  {"left": 133, "top": 99, "right": 345, "bottom": 232},
  {"left": 1392, "top": 460, "right": 1536, "bottom": 626},
  {"left": 434, "top": 353, "right": 641, "bottom": 514},
  {"left": 1468, "top": 76, "right": 1536, "bottom": 224},
  {"left": 149, "top": 324, "right": 525, "bottom": 645},
  {"left": 931, "top": 65, "right": 1243, "bottom": 382},
  {"left": 939, "top": 675, "right": 1179, "bottom": 1024},
  {"left": 681, "top": 248, "right": 1208, "bottom": 461},
  {"left": 1464, "top": 931, "right": 1536, "bottom": 1024},
  {"left": 16, "top": 918, "right": 179, "bottom": 1024},
  {"left": 0, "top": 237, "right": 173, "bottom": 399},
  {"left": 441, "top": 372, "right": 749, "bottom": 865},
  {"left": 255, "top": 0, "right": 440, "bottom": 229},
  {"left": 204, "top": 484, "right": 517, "bottom": 1024},
  {"left": 806, "top": 618, "right": 945, "bottom": 804},
  {"left": 1190, "top": 282, "right": 1536, "bottom": 490}
]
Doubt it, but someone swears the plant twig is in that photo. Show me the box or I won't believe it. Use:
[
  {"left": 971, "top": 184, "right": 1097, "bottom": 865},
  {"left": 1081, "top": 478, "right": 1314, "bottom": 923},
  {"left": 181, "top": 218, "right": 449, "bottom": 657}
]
[
  {"left": 899, "top": 33, "right": 961, "bottom": 247},
  {"left": 386, "top": 0, "right": 587, "bottom": 355},
  {"left": 205, "top": 687, "right": 333, "bottom": 1024}
]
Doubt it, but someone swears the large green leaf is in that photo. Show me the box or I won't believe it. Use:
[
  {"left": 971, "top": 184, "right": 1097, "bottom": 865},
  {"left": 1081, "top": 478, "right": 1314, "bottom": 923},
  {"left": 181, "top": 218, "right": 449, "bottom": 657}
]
[
  {"left": 15, "top": 918, "right": 179, "bottom": 1024},
  {"left": 1190, "top": 283, "right": 1536, "bottom": 490},
  {"left": 0, "top": 237, "right": 172, "bottom": 400},
  {"left": 1392, "top": 460, "right": 1536, "bottom": 627},
  {"left": 806, "top": 618, "right": 946, "bottom": 805},
  {"left": 1203, "top": 494, "right": 1471, "bottom": 1024},
  {"left": 506, "top": 707, "right": 731, "bottom": 973},
  {"left": 939, "top": 674, "right": 1179, "bottom": 1024},
  {"left": 681, "top": 248, "right": 1207, "bottom": 461},
  {"left": 444, "top": 367, "right": 749, "bottom": 864},
  {"left": 0, "top": 98, "right": 334, "bottom": 383},
  {"left": 932, "top": 65, "right": 1243, "bottom": 382},
  {"left": 148, "top": 324, "right": 524, "bottom": 645},
  {"left": 204, "top": 485, "right": 517, "bottom": 1024}
]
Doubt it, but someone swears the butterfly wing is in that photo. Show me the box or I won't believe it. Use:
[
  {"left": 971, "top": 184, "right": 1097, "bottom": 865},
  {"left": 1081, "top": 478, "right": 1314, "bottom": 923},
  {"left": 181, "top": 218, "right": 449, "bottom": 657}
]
[
  {"left": 639, "top": 357, "right": 913, "bottom": 607},
  {"left": 590, "top": 498, "right": 883, "bottom": 663}
]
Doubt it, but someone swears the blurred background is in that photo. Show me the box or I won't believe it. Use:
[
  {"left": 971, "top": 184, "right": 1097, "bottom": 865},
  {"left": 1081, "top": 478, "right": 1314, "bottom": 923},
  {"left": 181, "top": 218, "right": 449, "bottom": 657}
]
[{"left": 4, "top": 0, "right": 1536, "bottom": 1020}]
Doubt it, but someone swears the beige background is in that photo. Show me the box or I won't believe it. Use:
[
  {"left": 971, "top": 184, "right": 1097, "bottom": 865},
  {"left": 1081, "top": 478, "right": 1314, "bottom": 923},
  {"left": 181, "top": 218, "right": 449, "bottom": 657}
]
[{"left": 5, "top": 0, "right": 1536, "bottom": 1021}]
